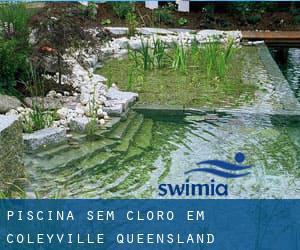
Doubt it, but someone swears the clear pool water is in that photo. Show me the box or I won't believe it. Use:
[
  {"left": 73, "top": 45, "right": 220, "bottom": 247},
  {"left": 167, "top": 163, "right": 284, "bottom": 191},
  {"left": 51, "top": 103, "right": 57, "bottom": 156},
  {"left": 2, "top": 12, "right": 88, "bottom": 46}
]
[{"left": 25, "top": 111, "right": 300, "bottom": 199}]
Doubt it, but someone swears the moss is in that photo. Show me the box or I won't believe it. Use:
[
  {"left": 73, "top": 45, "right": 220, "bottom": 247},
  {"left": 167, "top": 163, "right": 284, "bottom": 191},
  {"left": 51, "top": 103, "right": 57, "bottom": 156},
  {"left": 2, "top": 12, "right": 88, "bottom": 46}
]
[
  {"left": 96, "top": 46, "right": 258, "bottom": 108},
  {"left": 0, "top": 119, "right": 25, "bottom": 195}
]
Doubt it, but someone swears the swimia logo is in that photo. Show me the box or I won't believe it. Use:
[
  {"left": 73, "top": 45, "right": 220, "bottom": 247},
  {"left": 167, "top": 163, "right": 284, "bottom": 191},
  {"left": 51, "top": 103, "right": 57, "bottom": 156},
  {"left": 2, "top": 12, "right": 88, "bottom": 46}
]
[{"left": 158, "top": 152, "right": 252, "bottom": 197}]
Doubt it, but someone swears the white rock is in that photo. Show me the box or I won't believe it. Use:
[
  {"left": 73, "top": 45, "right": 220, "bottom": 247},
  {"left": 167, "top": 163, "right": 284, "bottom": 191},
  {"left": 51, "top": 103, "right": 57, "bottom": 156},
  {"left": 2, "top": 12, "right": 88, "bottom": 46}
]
[
  {"left": 75, "top": 106, "right": 85, "bottom": 116},
  {"left": 6, "top": 109, "right": 18, "bottom": 116},
  {"left": 97, "top": 109, "right": 104, "bottom": 118},
  {"left": 99, "top": 119, "right": 105, "bottom": 125},
  {"left": 57, "top": 107, "right": 69, "bottom": 120},
  {"left": 16, "top": 107, "right": 25, "bottom": 113},
  {"left": 47, "top": 90, "right": 56, "bottom": 98}
]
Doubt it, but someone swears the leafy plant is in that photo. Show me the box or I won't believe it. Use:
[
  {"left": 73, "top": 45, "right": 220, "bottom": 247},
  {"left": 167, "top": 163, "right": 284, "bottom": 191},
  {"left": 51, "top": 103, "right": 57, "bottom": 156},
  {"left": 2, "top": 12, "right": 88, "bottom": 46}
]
[
  {"left": 247, "top": 14, "right": 262, "bottom": 25},
  {"left": 177, "top": 17, "right": 188, "bottom": 26},
  {"left": 112, "top": 2, "right": 135, "bottom": 20},
  {"left": 101, "top": 19, "right": 112, "bottom": 25},
  {"left": 126, "top": 12, "right": 138, "bottom": 37},
  {"left": 154, "top": 4, "right": 175, "bottom": 26},
  {"left": 0, "top": 2, "right": 31, "bottom": 95},
  {"left": 21, "top": 64, "right": 55, "bottom": 133}
]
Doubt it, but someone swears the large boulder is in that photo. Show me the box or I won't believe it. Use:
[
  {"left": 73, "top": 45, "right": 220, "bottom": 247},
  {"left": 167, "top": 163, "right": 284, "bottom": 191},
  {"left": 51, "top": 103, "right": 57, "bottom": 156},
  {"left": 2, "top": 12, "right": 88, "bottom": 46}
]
[
  {"left": 23, "top": 127, "right": 67, "bottom": 151},
  {"left": 0, "top": 95, "right": 22, "bottom": 114}
]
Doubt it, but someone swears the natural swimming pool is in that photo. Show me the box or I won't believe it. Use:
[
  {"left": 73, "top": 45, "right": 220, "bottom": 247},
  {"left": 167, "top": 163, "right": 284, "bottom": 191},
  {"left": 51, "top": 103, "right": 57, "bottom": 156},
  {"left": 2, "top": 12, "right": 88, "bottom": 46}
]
[{"left": 24, "top": 45, "right": 300, "bottom": 199}]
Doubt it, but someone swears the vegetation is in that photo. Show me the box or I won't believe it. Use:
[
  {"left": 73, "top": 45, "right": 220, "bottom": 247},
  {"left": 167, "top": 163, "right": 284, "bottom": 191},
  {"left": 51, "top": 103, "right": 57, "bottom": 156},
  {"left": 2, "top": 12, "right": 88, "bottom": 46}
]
[
  {"left": 153, "top": 3, "right": 176, "bottom": 26},
  {"left": 97, "top": 40, "right": 257, "bottom": 107},
  {"left": 126, "top": 12, "right": 138, "bottom": 37},
  {"left": 177, "top": 17, "right": 188, "bottom": 26},
  {"left": 0, "top": 2, "right": 32, "bottom": 95},
  {"left": 85, "top": 87, "right": 99, "bottom": 136},
  {"left": 112, "top": 2, "right": 135, "bottom": 20},
  {"left": 21, "top": 65, "right": 56, "bottom": 133}
]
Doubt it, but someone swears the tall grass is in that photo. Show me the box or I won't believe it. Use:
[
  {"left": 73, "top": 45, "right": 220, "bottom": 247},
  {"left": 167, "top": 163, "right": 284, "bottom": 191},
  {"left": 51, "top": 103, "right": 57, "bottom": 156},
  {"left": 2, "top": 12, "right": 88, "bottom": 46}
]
[
  {"left": 203, "top": 38, "right": 235, "bottom": 79},
  {"left": 21, "top": 64, "right": 55, "bottom": 133},
  {"left": 153, "top": 38, "right": 166, "bottom": 69},
  {"left": 171, "top": 42, "right": 188, "bottom": 73}
]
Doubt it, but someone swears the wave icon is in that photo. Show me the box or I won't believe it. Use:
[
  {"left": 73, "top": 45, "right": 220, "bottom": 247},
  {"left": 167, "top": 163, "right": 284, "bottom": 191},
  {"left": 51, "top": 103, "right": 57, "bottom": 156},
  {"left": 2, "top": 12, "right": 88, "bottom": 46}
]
[{"left": 185, "top": 152, "right": 252, "bottom": 178}]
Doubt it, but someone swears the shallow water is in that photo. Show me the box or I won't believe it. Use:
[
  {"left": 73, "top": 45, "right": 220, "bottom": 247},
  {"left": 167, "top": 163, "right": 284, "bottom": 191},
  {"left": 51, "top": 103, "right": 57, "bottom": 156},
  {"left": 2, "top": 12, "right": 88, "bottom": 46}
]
[
  {"left": 270, "top": 47, "right": 300, "bottom": 102},
  {"left": 25, "top": 111, "right": 300, "bottom": 199}
]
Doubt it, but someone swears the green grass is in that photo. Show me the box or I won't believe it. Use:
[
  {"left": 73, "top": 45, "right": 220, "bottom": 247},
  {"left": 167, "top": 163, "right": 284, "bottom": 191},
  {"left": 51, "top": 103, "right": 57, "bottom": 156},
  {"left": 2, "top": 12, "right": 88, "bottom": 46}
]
[{"left": 96, "top": 45, "right": 258, "bottom": 108}]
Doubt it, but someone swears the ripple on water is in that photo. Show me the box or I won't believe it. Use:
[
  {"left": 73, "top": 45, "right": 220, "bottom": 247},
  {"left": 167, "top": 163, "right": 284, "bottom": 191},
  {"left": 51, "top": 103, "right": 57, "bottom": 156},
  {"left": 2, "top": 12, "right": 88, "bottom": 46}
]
[{"left": 25, "top": 112, "right": 300, "bottom": 199}]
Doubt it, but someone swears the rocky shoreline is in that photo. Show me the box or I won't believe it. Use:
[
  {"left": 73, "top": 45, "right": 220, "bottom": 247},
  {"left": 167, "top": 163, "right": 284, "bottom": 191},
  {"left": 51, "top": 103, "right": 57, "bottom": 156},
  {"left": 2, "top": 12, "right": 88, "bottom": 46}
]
[{"left": 1, "top": 28, "right": 242, "bottom": 151}]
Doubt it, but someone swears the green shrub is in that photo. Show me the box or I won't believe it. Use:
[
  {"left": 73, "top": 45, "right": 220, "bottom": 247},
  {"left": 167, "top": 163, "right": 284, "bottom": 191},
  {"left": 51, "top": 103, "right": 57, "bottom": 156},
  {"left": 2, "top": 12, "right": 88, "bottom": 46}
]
[
  {"left": 154, "top": 4, "right": 175, "bottom": 26},
  {"left": 247, "top": 14, "right": 262, "bottom": 25},
  {"left": 112, "top": 2, "right": 135, "bottom": 19},
  {"left": 177, "top": 17, "right": 188, "bottom": 26},
  {"left": 101, "top": 19, "right": 112, "bottom": 25},
  {"left": 0, "top": 39, "right": 29, "bottom": 94},
  {"left": 126, "top": 12, "right": 138, "bottom": 37},
  {"left": 0, "top": 2, "right": 31, "bottom": 95}
]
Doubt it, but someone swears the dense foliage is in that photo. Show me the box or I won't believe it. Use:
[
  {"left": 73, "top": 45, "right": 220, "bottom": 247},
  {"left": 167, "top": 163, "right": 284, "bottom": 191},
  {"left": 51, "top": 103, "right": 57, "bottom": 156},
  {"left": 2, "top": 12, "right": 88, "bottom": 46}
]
[{"left": 0, "top": 3, "right": 31, "bottom": 95}]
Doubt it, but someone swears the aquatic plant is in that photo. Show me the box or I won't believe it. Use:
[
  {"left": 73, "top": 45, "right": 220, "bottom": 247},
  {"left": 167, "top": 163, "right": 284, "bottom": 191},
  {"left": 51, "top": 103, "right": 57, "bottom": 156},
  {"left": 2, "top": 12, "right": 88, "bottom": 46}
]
[
  {"left": 189, "top": 37, "right": 201, "bottom": 65},
  {"left": 203, "top": 38, "right": 235, "bottom": 79},
  {"left": 134, "top": 39, "right": 153, "bottom": 71},
  {"left": 171, "top": 42, "right": 188, "bottom": 73},
  {"left": 152, "top": 38, "right": 167, "bottom": 69}
]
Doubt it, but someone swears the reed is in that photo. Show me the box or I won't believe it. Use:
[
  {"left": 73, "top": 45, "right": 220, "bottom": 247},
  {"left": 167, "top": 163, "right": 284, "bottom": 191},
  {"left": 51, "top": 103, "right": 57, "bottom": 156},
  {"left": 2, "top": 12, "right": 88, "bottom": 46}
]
[{"left": 171, "top": 42, "right": 188, "bottom": 73}]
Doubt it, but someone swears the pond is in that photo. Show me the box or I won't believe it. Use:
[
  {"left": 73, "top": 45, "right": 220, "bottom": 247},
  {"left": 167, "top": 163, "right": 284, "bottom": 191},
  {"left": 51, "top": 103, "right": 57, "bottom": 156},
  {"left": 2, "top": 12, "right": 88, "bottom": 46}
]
[{"left": 25, "top": 110, "right": 300, "bottom": 199}]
